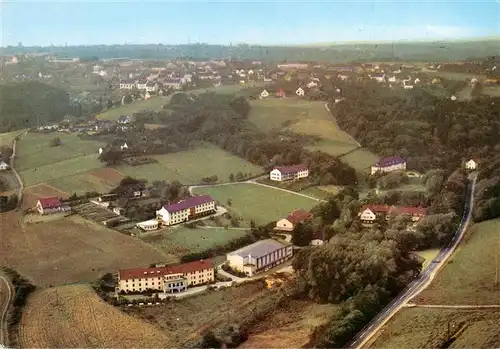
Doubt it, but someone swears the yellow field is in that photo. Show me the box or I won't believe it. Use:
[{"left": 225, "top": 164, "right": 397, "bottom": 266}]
[
  {"left": 19, "top": 285, "right": 172, "bottom": 348},
  {"left": 416, "top": 249, "right": 440, "bottom": 270}
]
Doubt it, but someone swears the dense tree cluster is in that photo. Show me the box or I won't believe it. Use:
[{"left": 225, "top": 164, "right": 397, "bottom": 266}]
[
  {"left": 331, "top": 83, "right": 500, "bottom": 173},
  {"left": 0, "top": 81, "right": 71, "bottom": 133},
  {"left": 473, "top": 154, "right": 500, "bottom": 222}
]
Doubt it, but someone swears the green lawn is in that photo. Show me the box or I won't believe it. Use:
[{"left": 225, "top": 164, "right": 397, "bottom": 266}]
[
  {"left": 20, "top": 154, "right": 104, "bottom": 186},
  {"left": 370, "top": 308, "right": 500, "bottom": 349},
  {"left": 118, "top": 144, "right": 264, "bottom": 184},
  {"left": 0, "top": 129, "right": 27, "bottom": 147},
  {"left": 339, "top": 148, "right": 380, "bottom": 175},
  {"left": 141, "top": 226, "right": 249, "bottom": 256},
  {"left": 16, "top": 132, "right": 106, "bottom": 171},
  {"left": 414, "top": 218, "right": 500, "bottom": 305},
  {"left": 193, "top": 183, "right": 318, "bottom": 224},
  {"left": 46, "top": 172, "right": 115, "bottom": 195},
  {"left": 97, "top": 84, "right": 256, "bottom": 121}
]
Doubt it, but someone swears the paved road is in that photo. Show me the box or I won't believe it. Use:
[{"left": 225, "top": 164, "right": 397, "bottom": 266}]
[
  {"left": 346, "top": 172, "right": 478, "bottom": 349},
  {"left": 0, "top": 275, "right": 13, "bottom": 346}
]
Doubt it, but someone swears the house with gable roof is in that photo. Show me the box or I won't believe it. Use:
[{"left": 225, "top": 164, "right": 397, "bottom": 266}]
[
  {"left": 370, "top": 156, "right": 406, "bottom": 175},
  {"left": 358, "top": 204, "right": 427, "bottom": 225},
  {"left": 36, "top": 197, "right": 70, "bottom": 215},
  {"left": 156, "top": 195, "right": 216, "bottom": 226},
  {"left": 275, "top": 209, "right": 313, "bottom": 231},
  {"left": 0, "top": 161, "right": 10, "bottom": 171},
  {"left": 465, "top": 158, "right": 478, "bottom": 170},
  {"left": 270, "top": 164, "right": 309, "bottom": 182}
]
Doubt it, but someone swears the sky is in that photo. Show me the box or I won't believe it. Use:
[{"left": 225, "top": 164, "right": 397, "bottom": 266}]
[{"left": 1, "top": 0, "right": 499, "bottom": 46}]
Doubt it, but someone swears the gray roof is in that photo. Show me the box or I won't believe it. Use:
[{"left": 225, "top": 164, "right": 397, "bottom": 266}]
[{"left": 228, "top": 239, "right": 289, "bottom": 259}]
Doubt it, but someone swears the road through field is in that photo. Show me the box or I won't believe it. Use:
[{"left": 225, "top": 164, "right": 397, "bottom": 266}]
[
  {"left": 346, "top": 172, "right": 478, "bottom": 349},
  {"left": 0, "top": 274, "right": 13, "bottom": 346},
  {"left": 9, "top": 130, "right": 28, "bottom": 208}
]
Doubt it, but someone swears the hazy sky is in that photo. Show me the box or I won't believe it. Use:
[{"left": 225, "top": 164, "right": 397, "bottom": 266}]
[{"left": 1, "top": 0, "right": 499, "bottom": 46}]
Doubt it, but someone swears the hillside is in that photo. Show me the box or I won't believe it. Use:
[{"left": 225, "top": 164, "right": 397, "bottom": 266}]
[{"left": 0, "top": 81, "right": 71, "bottom": 133}]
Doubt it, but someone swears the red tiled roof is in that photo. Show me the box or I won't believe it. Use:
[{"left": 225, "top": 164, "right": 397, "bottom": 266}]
[
  {"left": 38, "top": 197, "right": 61, "bottom": 209},
  {"left": 164, "top": 195, "right": 215, "bottom": 213},
  {"left": 274, "top": 164, "right": 308, "bottom": 175},
  {"left": 287, "top": 209, "right": 313, "bottom": 224},
  {"left": 361, "top": 205, "right": 427, "bottom": 216},
  {"left": 118, "top": 259, "right": 214, "bottom": 280}
]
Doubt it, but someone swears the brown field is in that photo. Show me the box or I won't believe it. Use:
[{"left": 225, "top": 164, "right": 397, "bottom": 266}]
[
  {"left": 88, "top": 167, "right": 125, "bottom": 185},
  {"left": 19, "top": 285, "right": 172, "bottom": 348},
  {"left": 126, "top": 280, "right": 271, "bottom": 346},
  {"left": 240, "top": 300, "right": 339, "bottom": 348},
  {"left": 0, "top": 212, "right": 174, "bottom": 286},
  {"left": 368, "top": 308, "right": 500, "bottom": 349},
  {"left": 22, "top": 183, "right": 69, "bottom": 210}
]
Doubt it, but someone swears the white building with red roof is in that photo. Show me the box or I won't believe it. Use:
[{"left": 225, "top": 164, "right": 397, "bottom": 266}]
[
  {"left": 117, "top": 259, "right": 214, "bottom": 294},
  {"left": 156, "top": 195, "right": 216, "bottom": 226},
  {"left": 270, "top": 164, "right": 309, "bottom": 182},
  {"left": 36, "top": 197, "right": 69, "bottom": 215},
  {"left": 358, "top": 204, "right": 427, "bottom": 225}
]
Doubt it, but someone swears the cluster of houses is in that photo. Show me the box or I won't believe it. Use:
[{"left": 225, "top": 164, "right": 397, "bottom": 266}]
[{"left": 358, "top": 204, "right": 428, "bottom": 225}]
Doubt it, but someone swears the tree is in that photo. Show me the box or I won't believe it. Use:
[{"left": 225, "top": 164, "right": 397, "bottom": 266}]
[
  {"left": 107, "top": 99, "right": 113, "bottom": 109},
  {"left": 292, "top": 222, "right": 314, "bottom": 247},
  {"left": 229, "top": 173, "right": 235, "bottom": 182},
  {"left": 50, "top": 137, "right": 61, "bottom": 147},
  {"left": 99, "top": 149, "right": 123, "bottom": 166}
]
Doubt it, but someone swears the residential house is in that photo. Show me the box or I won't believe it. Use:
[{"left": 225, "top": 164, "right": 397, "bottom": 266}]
[
  {"left": 404, "top": 85, "right": 414, "bottom": 90},
  {"left": 338, "top": 74, "right": 349, "bottom": 81},
  {"left": 36, "top": 197, "right": 69, "bottom": 215},
  {"left": 370, "top": 156, "right": 406, "bottom": 175},
  {"left": 117, "top": 259, "right": 215, "bottom": 294},
  {"left": 118, "top": 115, "right": 132, "bottom": 124},
  {"left": 358, "top": 205, "right": 428, "bottom": 225},
  {"left": 156, "top": 195, "right": 216, "bottom": 226},
  {"left": 260, "top": 89, "right": 269, "bottom": 98},
  {"left": 0, "top": 161, "right": 10, "bottom": 171},
  {"left": 119, "top": 79, "right": 135, "bottom": 90},
  {"left": 120, "top": 143, "right": 129, "bottom": 151},
  {"left": 145, "top": 81, "right": 159, "bottom": 93},
  {"left": 465, "top": 159, "right": 478, "bottom": 170},
  {"left": 275, "top": 209, "right": 313, "bottom": 232},
  {"left": 270, "top": 164, "right": 309, "bottom": 182},
  {"left": 370, "top": 74, "right": 386, "bottom": 83},
  {"left": 276, "top": 88, "right": 286, "bottom": 98},
  {"left": 296, "top": 87, "right": 305, "bottom": 96},
  {"left": 307, "top": 81, "right": 318, "bottom": 88},
  {"left": 136, "top": 80, "right": 147, "bottom": 90},
  {"left": 144, "top": 92, "right": 152, "bottom": 100},
  {"left": 451, "top": 95, "right": 457, "bottom": 101},
  {"left": 388, "top": 76, "right": 397, "bottom": 83},
  {"left": 226, "top": 239, "right": 293, "bottom": 276}
]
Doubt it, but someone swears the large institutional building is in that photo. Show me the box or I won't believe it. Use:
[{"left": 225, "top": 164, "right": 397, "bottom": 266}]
[
  {"left": 269, "top": 164, "right": 309, "bottom": 182},
  {"left": 156, "top": 195, "right": 216, "bottom": 226},
  {"left": 226, "top": 239, "right": 293, "bottom": 276},
  {"left": 117, "top": 260, "right": 215, "bottom": 294},
  {"left": 370, "top": 156, "right": 406, "bottom": 175}
]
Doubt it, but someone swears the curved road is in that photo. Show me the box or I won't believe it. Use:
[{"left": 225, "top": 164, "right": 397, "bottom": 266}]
[
  {"left": 0, "top": 275, "right": 13, "bottom": 346},
  {"left": 346, "top": 172, "right": 478, "bottom": 349}
]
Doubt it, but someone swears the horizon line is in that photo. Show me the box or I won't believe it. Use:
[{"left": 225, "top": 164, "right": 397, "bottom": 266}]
[{"left": 2, "top": 35, "right": 499, "bottom": 49}]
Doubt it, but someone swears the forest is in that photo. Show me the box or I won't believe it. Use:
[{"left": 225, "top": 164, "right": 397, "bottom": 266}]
[{"left": 0, "top": 81, "right": 71, "bottom": 133}]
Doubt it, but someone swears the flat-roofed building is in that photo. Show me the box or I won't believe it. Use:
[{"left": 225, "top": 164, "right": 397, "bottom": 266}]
[{"left": 226, "top": 239, "right": 293, "bottom": 276}]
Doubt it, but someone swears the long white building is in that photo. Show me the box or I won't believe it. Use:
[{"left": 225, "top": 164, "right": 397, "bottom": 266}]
[
  {"left": 156, "top": 195, "right": 216, "bottom": 226},
  {"left": 226, "top": 239, "right": 293, "bottom": 276}
]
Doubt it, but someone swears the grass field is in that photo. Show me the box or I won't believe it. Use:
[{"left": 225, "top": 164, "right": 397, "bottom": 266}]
[
  {"left": 19, "top": 285, "right": 172, "bottom": 348},
  {"left": 415, "top": 249, "right": 440, "bottom": 270},
  {"left": 424, "top": 71, "right": 479, "bottom": 81},
  {"left": 22, "top": 183, "right": 69, "bottom": 209},
  {"left": 414, "top": 218, "right": 500, "bottom": 305},
  {"left": 140, "top": 226, "right": 249, "bottom": 256},
  {"left": 97, "top": 84, "right": 254, "bottom": 121},
  {"left": 339, "top": 148, "right": 380, "bottom": 174},
  {"left": 241, "top": 301, "right": 339, "bottom": 349},
  {"left": 0, "top": 212, "right": 173, "bottom": 286},
  {"left": 301, "top": 185, "right": 344, "bottom": 200},
  {"left": 118, "top": 144, "right": 263, "bottom": 184},
  {"left": 369, "top": 308, "right": 500, "bottom": 349},
  {"left": 125, "top": 280, "right": 271, "bottom": 347},
  {"left": 16, "top": 133, "right": 106, "bottom": 171},
  {"left": 193, "top": 183, "right": 318, "bottom": 224},
  {"left": 483, "top": 86, "right": 500, "bottom": 97},
  {"left": 0, "top": 129, "right": 26, "bottom": 147}
]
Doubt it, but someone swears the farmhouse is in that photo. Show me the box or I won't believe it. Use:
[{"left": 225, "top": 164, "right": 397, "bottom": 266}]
[
  {"left": 226, "top": 239, "right": 293, "bottom": 276},
  {"left": 465, "top": 159, "right": 478, "bottom": 170},
  {"left": 156, "top": 195, "right": 216, "bottom": 226},
  {"left": 275, "top": 209, "right": 313, "bottom": 232},
  {"left": 36, "top": 197, "right": 70, "bottom": 215},
  {"left": 371, "top": 156, "right": 406, "bottom": 175},
  {"left": 117, "top": 259, "right": 215, "bottom": 294},
  {"left": 270, "top": 164, "right": 309, "bottom": 182},
  {"left": 358, "top": 205, "right": 427, "bottom": 225},
  {"left": 0, "top": 161, "right": 10, "bottom": 171}
]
